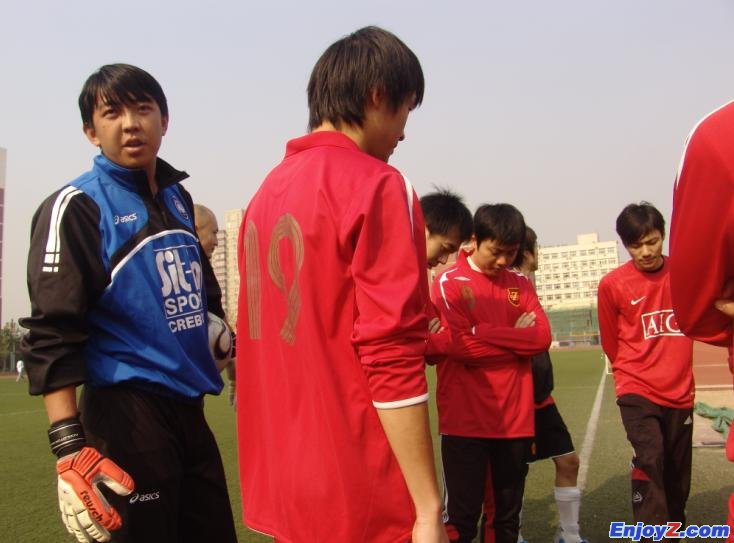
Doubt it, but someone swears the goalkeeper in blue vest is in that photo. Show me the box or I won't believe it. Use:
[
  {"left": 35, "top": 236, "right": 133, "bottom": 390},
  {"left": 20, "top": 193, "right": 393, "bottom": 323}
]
[{"left": 20, "top": 64, "right": 237, "bottom": 543}]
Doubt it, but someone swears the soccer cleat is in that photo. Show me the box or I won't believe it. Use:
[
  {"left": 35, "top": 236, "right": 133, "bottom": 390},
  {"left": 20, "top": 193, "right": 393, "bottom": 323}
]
[{"left": 554, "top": 530, "right": 588, "bottom": 543}]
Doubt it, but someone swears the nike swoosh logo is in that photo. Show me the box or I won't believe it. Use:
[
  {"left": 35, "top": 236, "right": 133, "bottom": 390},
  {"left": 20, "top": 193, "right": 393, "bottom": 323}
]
[{"left": 631, "top": 296, "right": 646, "bottom": 305}]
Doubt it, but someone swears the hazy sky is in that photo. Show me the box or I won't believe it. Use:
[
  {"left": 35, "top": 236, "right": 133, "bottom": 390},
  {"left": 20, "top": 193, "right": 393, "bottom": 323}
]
[{"left": 2, "top": 1, "right": 734, "bottom": 323}]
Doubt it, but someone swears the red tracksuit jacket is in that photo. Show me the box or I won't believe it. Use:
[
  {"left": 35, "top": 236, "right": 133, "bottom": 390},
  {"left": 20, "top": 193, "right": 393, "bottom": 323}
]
[{"left": 432, "top": 250, "right": 551, "bottom": 438}]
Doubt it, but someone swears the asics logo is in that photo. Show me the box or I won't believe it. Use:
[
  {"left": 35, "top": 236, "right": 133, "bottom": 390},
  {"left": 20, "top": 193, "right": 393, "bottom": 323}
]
[
  {"left": 129, "top": 491, "right": 160, "bottom": 504},
  {"left": 631, "top": 296, "right": 646, "bottom": 305},
  {"left": 113, "top": 213, "right": 138, "bottom": 225}
]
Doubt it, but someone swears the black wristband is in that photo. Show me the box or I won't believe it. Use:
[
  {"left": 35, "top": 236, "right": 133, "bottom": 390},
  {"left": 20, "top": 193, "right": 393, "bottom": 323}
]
[{"left": 48, "top": 416, "right": 87, "bottom": 458}]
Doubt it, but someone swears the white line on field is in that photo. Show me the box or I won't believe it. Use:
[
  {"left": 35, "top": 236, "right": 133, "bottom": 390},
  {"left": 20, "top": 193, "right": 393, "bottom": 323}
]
[
  {"left": 0, "top": 409, "right": 46, "bottom": 417},
  {"left": 577, "top": 362, "right": 607, "bottom": 492}
]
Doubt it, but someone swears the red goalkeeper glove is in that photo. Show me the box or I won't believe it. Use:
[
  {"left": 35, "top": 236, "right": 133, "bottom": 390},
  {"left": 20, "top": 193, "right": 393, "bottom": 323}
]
[{"left": 56, "top": 446, "right": 135, "bottom": 542}]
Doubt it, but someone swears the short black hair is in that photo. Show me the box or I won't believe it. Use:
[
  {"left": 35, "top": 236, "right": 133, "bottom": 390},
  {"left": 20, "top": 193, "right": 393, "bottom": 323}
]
[
  {"left": 512, "top": 225, "right": 537, "bottom": 268},
  {"left": 473, "top": 203, "right": 526, "bottom": 247},
  {"left": 79, "top": 64, "right": 168, "bottom": 128},
  {"left": 420, "top": 189, "right": 473, "bottom": 243},
  {"left": 307, "top": 26, "right": 424, "bottom": 130},
  {"left": 615, "top": 202, "right": 665, "bottom": 246}
]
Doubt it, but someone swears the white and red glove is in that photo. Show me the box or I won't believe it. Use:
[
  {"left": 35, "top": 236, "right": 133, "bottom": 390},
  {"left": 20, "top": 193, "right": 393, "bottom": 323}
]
[{"left": 56, "top": 447, "right": 135, "bottom": 542}]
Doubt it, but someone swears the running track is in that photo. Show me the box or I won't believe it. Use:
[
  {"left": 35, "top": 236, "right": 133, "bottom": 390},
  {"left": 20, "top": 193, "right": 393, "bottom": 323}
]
[{"left": 694, "top": 341, "right": 731, "bottom": 389}]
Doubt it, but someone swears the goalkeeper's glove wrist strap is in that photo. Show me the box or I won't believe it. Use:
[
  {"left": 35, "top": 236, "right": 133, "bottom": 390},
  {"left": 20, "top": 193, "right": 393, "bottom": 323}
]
[{"left": 48, "top": 416, "right": 87, "bottom": 458}]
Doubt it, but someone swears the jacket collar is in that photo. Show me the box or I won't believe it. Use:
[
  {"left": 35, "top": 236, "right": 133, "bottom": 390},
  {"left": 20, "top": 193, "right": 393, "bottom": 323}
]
[
  {"left": 285, "top": 131, "right": 361, "bottom": 158},
  {"left": 93, "top": 154, "right": 189, "bottom": 194}
]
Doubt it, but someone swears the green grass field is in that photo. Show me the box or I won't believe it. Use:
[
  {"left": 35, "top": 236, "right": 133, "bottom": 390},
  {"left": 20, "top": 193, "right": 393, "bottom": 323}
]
[{"left": 1, "top": 349, "right": 731, "bottom": 542}]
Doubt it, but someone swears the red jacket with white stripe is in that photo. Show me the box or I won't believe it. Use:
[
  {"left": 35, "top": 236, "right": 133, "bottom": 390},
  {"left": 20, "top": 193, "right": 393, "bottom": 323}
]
[{"left": 431, "top": 250, "right": 551, "bottom": 438}]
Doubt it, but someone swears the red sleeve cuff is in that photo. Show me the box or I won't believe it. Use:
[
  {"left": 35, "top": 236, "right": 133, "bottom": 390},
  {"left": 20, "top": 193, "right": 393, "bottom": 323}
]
[{"left": 362, "top": 356, "right": 428, "bottom": 407}]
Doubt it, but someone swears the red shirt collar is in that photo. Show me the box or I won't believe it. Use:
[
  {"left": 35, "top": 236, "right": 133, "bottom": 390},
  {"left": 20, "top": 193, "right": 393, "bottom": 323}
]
[{"left": 285, "top": 131, "right": 360, "bottom": 158}]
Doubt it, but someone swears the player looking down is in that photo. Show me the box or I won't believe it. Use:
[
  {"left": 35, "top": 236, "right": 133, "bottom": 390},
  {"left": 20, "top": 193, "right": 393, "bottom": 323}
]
[
  {"left": 421, "top": 189, "right": 473, "bottom": 270},
  {"left": 236, "top": 26, "right": 447, "bottom": 543},
  {"left": 598, "top": 202, "right": 694, "bottom": 534},
  {"left": 432, "top": 203, "right": 551, "bottom": 543}
]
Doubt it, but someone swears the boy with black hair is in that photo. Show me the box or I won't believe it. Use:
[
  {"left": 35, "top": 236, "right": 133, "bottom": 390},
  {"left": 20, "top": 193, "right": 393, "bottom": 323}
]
[
  {"left": 20, "top": 64, "right": 237, "bottom": 542},
  {"left": 432, "top": 203, "right": 551, "bottom": 543},
  {"left": 510, "top": 226, "right": 587, "bottom": 543},
  {"left": 421, "top": 189, "right": 473, "bottom": 269},
  {"left": 421, "top": 189, "right": 472, "bottom": 363},
  {"left": 598, "top": 202, "right": 694, "bottom": 532},
  {"left": 236, "top": 27, "right": 446, "bottom": 543}
]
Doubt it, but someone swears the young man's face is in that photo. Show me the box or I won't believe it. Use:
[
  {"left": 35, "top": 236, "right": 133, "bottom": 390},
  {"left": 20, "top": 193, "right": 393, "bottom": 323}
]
[
  {"left": 425, "top": 227, "right": 461, "bottom": 269},
  {"left": 470, "top": 237, "right": 519, "bottom": 277},
  {"left": 626, "top": 229, "right": 664, "bottom": 272},
  {"left": 361, "top": 93, "right": 415, "bottom": 162},
  {"left": 84, "top": 95, "right": 168, "bottom": 178}
]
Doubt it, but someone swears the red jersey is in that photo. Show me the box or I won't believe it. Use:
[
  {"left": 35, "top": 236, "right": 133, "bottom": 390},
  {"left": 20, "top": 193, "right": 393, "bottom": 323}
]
[
  {"left": 431, "top": 250, "right": 551, "bottom": 438},
  {"left": 598, "top": 259, "right": 694, "bottom": 408},
  {"left": 236, "top": 132, "right": 429, "bottom": 543},
  {"left": 670, "top": 100, "right": 734, "bottom": 349}
]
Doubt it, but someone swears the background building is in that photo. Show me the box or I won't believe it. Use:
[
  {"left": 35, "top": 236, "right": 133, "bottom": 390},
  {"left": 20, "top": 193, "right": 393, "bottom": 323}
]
[
  {"left": 220, "top": 208, "right": 243, "bottom": 326},
  {"left": 535, "top": 233, "right": 619, "bottom": 345},
  {"left": 211, "top": 228, "right": 227, "bottom": 315}
]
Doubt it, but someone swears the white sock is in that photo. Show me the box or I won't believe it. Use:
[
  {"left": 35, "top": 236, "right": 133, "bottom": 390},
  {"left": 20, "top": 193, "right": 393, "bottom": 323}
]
[
  {"left": 554, "top": 486, "right": 581, "bottom": 538},
  {"left": 517, "top": 504, "right": 524, "bottom": 542}
]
